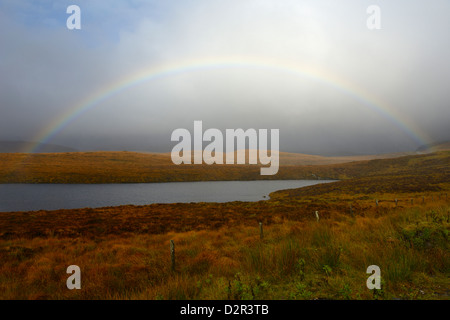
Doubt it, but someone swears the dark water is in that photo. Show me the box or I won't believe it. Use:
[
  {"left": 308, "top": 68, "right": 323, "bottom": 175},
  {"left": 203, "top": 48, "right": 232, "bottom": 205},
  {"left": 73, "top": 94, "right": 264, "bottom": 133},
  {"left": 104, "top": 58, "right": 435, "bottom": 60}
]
[{"left": 0, "top": 180, "right": 336, "bottom": 212}]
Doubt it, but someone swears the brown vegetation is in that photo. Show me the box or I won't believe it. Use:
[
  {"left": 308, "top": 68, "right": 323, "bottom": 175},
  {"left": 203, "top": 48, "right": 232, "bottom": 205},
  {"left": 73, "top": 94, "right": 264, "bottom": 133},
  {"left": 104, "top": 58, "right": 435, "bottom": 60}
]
[
  {"left": 0, "top": 150, "right": 437, "bottom": 183},
  {"left": 0, "top": 151, "right": 448, "bottom": 299}
]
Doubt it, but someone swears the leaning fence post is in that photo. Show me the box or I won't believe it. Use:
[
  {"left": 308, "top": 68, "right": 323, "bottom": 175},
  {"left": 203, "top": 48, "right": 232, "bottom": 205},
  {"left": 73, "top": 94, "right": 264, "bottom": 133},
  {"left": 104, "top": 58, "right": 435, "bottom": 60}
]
[
  {"left": 170, "top": 240, "right": 175, "bottom": 272},
  {"left": 315, "top": 211, "right": 319, "bottom": 222},
  {"left": 375, "top": 199, "right": 378, "bottom": 207},
  {"left": 259, "top": 222, "right": 264, "bottom": 239}
]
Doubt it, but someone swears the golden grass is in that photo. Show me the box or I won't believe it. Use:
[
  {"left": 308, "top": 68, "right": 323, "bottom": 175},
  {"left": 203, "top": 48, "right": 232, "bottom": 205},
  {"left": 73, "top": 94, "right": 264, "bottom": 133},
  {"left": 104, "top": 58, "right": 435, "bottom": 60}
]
[
  {"left": 0, "top": 151, "right": 448, "bottom": 299},
  {"left": 1, "top": 150, "right": 447, "bottom": 183},
  {"left": 0, "top": 201, "right": 448, "bottom": 300}
]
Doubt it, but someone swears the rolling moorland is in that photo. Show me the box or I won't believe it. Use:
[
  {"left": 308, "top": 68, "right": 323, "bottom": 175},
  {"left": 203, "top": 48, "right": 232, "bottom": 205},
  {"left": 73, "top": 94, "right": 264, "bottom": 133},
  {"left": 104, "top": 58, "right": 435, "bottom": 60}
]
[
  {"left": 0, "top": 149, "right": 436, "bottom": 183},
  {"left": 0, "top": 150, "right": 448, "bottom": 299}
]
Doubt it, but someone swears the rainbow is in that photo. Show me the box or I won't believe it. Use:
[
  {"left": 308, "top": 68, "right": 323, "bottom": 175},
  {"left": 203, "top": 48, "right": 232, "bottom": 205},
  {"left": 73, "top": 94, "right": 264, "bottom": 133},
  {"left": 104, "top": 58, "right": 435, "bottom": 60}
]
[{"left": 27, "top": 56, "right": 432, "bottom": 153}]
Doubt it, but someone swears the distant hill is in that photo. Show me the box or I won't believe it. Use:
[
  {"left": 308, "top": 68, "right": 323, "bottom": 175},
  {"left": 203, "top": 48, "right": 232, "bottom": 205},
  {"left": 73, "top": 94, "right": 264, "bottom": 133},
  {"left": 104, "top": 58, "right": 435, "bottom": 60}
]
[
  {"left": 277, "top": 151, "right": 419, "bottom": 165},
  {"left": 169, "top": 149, "right": 420, "bottom": 166},
  {"left": 1, "top": 150, "right": 449, "bottom": 183},
  {"left": 0, "top": 141, "right": 78, "bottom": 153},
  {"left": 416, "top": 141, "right": 450, "bottom": 153}
]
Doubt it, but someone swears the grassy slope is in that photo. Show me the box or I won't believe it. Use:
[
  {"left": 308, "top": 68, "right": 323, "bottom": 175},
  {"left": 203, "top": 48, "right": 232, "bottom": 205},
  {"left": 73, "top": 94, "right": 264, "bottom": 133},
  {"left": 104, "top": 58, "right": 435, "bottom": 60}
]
[
  {"left": 0, "top": 152, "right": 448, "bottom": 299},
  {"left": 0, "top": 150, "right": 431, "bottom": 183},
  {"left": 271, "top": 151, "right": 450, "bottom": 197}
]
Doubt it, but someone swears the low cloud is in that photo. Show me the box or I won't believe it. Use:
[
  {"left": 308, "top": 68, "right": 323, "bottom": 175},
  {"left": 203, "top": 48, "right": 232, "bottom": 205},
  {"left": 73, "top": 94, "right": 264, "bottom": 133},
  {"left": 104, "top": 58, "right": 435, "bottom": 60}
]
[{"left": 1, "top": 0, "right": 449, "bottom": 155}]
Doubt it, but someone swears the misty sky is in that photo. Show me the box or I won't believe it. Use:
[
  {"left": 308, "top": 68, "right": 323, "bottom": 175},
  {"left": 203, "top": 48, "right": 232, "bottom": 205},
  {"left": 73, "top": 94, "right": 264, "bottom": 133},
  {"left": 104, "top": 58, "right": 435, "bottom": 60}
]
[{"left": 1, "top": 0, "right": 449, "bottom": 155}]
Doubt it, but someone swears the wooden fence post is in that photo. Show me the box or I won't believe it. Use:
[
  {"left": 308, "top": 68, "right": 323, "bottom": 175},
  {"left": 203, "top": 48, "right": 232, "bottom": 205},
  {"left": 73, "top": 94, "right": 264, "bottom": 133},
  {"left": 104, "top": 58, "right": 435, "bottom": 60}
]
[
  {"left": 170, "top": 240, "right": 175, "bottom": 272},
  {"left": 315, "top": 211, "right": 319, "bottom": 222},
  {"left": 259, "top": 222, "right": 264, "bottom": 239},
  {"left": 376, "top": 199, "right": 378, "bottom": 207}
]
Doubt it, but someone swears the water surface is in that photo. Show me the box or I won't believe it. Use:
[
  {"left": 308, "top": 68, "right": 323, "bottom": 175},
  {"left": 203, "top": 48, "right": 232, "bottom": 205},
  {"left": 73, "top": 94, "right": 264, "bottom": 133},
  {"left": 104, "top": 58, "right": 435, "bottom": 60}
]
[{"left": 0, "top": 180, "right": 336, "bottom": 212}]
